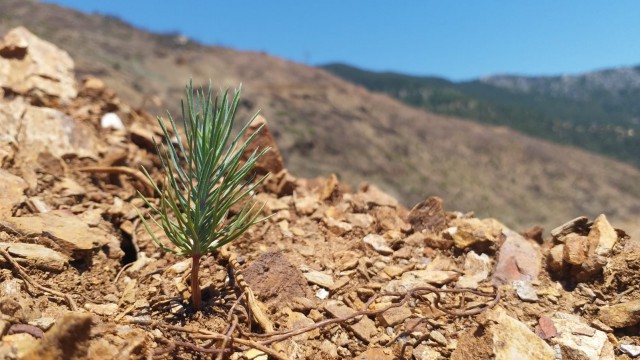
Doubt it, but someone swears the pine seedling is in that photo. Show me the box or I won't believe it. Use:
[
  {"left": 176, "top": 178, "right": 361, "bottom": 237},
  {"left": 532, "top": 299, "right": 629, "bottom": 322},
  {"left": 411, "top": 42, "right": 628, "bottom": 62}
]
[{"left": 138, "top": 80, "right": 269, "bottom": 310}]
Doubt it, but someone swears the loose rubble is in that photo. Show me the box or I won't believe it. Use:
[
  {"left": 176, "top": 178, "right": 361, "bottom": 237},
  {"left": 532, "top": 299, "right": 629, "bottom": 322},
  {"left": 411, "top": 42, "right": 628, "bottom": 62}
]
[{"left": 0, "top": 26, "right": 638, "bottom": 360}]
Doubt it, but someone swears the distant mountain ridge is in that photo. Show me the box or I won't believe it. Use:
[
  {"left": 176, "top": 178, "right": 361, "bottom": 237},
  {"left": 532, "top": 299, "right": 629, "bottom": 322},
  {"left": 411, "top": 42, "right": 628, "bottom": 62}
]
[
  {"left": 482, "top": 66, "right": 640, "bottom": 98},
  {"left": 322, "top": 63, "right": 640, "bottom": 168}
]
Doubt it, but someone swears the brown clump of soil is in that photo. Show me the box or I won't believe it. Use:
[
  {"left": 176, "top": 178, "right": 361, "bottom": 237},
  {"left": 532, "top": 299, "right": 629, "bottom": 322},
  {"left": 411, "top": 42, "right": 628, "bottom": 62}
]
[{"left": 242, "top": 250, "right": 312, "bottom": 305}]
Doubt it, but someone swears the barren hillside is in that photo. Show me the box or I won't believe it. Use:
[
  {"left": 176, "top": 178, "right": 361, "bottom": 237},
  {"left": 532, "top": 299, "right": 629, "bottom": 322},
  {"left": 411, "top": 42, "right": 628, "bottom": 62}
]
[{"left": 1, "top": 0, "right": 638, "bottom": 237}]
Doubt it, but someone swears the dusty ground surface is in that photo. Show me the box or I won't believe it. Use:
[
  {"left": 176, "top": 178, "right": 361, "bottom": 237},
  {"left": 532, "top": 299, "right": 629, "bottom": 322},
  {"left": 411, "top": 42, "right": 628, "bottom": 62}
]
[{"left": 1, "top": 27, "right": 640, "bottom": 360}]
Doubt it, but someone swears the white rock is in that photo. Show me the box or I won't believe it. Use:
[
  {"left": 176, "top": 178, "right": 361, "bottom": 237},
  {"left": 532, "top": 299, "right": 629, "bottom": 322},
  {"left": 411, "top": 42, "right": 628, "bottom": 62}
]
[
  {"left": 621, "top": 344, "right": 640, "bottom": 357},
  {"left": 304, "top": 270, "right": 334, "bottom": 288},
  {"left": 513, "top": 280, "right": 539, "bottom": 302},
  {"left": 457, "top": 251, "right": 492, "bottom": 289},
  {"left": 100, "top": 112, "right": 125, "bottom": 130},
  {"left": 363, "top": 234, "right": 393, "bottom": 255},
  {"left": 315, "top": 288, "right": 329, "bottom": 300},
  {"left": 0, "top": 279, "right": 23, "bottom": 297},
  {"left": 168, "top": 258, "right": 191, "bottom": 274},
  {"left": 550, "top": 313, "right": 614, "bottom": 360},
  {"left": 28, "top": 317, "right": 56, "bottom": 331}
]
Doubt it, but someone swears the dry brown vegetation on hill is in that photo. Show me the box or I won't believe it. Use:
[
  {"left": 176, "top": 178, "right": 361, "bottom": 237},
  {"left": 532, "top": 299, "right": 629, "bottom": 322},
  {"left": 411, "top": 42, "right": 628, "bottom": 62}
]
[{"left": 0, "top": 0, "right": 638, "bottom": 238}]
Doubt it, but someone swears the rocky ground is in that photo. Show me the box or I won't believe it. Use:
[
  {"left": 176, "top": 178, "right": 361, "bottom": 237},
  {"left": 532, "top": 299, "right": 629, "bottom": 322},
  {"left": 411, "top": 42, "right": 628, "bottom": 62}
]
[{"left": 0, "top": 27, "right": 639, "bottom": 360}]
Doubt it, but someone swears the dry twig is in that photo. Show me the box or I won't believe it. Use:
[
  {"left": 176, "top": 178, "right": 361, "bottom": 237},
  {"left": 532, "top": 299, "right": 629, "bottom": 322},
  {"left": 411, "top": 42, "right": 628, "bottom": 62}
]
[
  {"left": 76, "top": 166, "right": 156, "bottom": 196},
  {"left": 166, "top": 325, "right": 288, "bottom": 360}
]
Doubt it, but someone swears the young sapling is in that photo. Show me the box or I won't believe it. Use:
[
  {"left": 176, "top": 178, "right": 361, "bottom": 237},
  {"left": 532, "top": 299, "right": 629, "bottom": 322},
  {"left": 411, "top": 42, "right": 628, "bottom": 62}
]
[{"left": 138, "top": 80, "right": 269, "bottom": 310}]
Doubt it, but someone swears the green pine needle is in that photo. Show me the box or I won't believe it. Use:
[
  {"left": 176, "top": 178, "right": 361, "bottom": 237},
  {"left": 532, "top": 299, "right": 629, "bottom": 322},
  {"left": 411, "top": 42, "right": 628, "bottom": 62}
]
[{"left": 138, "top": 80, "right": 270, "bottom": 257}]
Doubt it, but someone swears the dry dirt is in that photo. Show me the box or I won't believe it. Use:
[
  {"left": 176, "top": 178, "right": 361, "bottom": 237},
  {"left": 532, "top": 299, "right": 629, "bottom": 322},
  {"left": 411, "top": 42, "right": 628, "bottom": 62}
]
[{"left": 1, "top": 27, "right": 640, "bottom": 360}]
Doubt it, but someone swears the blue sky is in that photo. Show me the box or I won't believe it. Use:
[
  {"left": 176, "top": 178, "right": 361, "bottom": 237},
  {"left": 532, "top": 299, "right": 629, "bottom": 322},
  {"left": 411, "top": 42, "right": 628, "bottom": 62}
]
[{"left": 42, "top": 1, "right": 640, "bottom": 80}]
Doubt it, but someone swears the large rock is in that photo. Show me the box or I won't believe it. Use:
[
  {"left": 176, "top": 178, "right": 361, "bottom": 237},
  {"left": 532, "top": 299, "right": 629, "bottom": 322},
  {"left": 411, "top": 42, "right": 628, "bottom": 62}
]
[
  {"left": 0, "top": 210, "right": 112, "bottom": 260},
  {"left": 598, "top": 300, "right": 640, "bottom": 328},
  {"left": 0, "top": 98, "right": 97, "bottom": 188},
  {"left": 457, "top": 251, "right": 492, "bottom": 289},
  {"left": 408, "top": 196, "right": 447, "bottom": 233},
  {"left": 448, "top": 217, "right": 504, "bottom": 251},
  {"left": 587, "top": 214, "right": 618, "bottom": 257},
  {"left": 0, "top": 242, "right": 68, "bottom": 272},
  {"left": 493, "top": 229, "right": 542, "bottom": 285},
  {"left": 451, "top": 307, "right": 555, "bottom": 360},
  {"left": 242, "top": 115, "right": 285, "bottom": 175},
  {"left": 0, "top": 99, "right": 27, "bottom": 166},
  {"left": 0, "top": 27, "right": 77, "bottom": 101},
  {"left": 18, "top": 103, "right": 97, "bottom": 163},
  {"left": 549, "top": 313, "right": 614, "bottom": 360}
]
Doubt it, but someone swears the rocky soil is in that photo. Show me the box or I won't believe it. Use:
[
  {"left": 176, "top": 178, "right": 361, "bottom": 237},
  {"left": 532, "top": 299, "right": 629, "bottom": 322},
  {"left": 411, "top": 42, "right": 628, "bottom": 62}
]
[{"left": 1, "top": 27, "right": 639, "bottom": 360}]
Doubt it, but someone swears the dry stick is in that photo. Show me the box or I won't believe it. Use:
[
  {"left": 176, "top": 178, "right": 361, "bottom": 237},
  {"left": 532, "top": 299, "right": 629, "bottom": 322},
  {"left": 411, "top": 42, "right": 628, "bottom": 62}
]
[
  {"left": 220, "top": 247, "right": 288, "bottom": 357},
  {"left": 227, "top": 290, "right": 248, "bottom": 323},
  {"left": 249, "top": 285, "right": 499, "bottom": 346},
  {"left": 0, "top": 247, "right": 78, "bottom": 311},
  {"left": 171, "top": 340, "right": 230, "bottom": 355},
  {"left": 209, "top": 294, "right": 245, "bottom": 360},
  {"left": 168, "top": 325, "right": 288, "bottom": 360},
  {"left": 153, "top": 275, "right": 497, "bottom": 358},
  {"left": 76, "top": 166, "right": 156, "bottom": 196},
  {"left": 114, "top": 262, "right": 134, "bottom": 284},
  {"left": 130, "top": 217, "right": 142, "bottom": 254},
  {"left": 151, "top": 336, "right": 176, "bottom": 358},
  {"left": 215, "top": 317, "right": 238, "bottom": 360}
]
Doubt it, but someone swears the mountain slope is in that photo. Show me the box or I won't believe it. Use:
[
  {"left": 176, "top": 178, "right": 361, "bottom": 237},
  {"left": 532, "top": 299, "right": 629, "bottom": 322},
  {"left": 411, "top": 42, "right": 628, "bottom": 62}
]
[
  {"left": 322, "top": 63, "right": 640, "bottom": 168},
  {"left": 1, "top": 0, "right": 639, "bottom": 235}
]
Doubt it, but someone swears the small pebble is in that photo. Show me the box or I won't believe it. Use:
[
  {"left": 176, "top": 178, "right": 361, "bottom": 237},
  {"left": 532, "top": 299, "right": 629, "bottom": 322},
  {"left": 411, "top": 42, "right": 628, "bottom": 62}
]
[
  {"left": 513, "top": 280, "right": 538, "bottom": 302},
  {"left": 28, "top": 317, "right": 56, "bottom": 331},
  {"left": 316, "top": 288, "right": 329, "bottom": 300},
  {"left": 621, "top": 344, "right": 640, "bottom": 357}
]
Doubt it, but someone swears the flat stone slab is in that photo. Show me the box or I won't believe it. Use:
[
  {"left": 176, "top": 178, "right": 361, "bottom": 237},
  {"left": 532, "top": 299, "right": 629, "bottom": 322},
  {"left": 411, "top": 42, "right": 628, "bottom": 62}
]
[
  {"left": 324, "top": 300, "right": 377, "bottom": 342},
  {"left": 385, "top": 270, "right": 460, "bottom": 292},
  {"left": 1, "top": 210, "right": 111, "bottom": 260},
  {"left": 303, "top": 270, "right": 335, "bottom": 288},
  {"left": 0, "top": 242, "right": 68, "bottom": 272}
]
